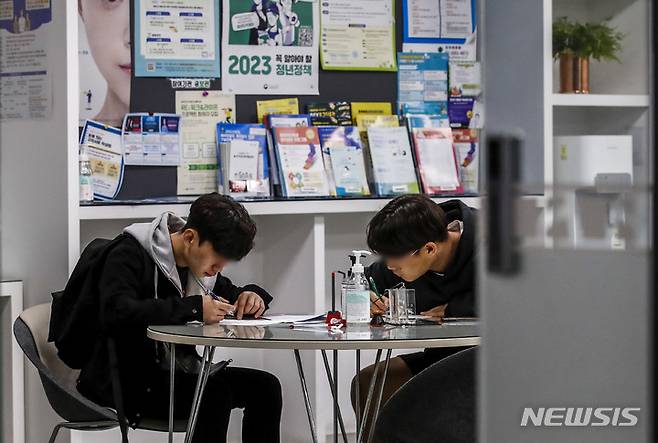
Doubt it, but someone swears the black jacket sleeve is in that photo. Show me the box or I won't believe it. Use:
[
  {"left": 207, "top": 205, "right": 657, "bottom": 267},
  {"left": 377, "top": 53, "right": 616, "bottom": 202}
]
[
  {"left": 365, "top": 260, "right": 403, "bottom": 294},
  {"left": 99, "top": 240, "right": 203, "bottom": 329},
  {"left": 445, "top": 291, "right": 476, "bottom": 317},
  {"left": 212, "top": 275, "right": 274, "bottom": 309}
]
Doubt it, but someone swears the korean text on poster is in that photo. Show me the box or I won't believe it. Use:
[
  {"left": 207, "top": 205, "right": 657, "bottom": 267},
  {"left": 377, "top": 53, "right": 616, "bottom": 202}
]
[{"left": 222, "top": 0, "right": 319, "bottom": 95}]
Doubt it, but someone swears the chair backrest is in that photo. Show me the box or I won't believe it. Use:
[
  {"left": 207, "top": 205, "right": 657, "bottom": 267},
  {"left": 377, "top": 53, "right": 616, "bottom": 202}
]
[
  {"left": 20, "top": 303, "right": 79, "bottom": 389},
  {"left": 14, "top": 302, "right": 117, "bottom": 423}
]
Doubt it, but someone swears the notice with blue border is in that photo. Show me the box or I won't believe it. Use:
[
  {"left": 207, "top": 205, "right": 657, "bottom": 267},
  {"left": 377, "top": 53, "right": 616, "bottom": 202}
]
[
  {"left": 402, "top": 0, "right": 476, "bottom": 61},
  {"left": 134, "top": 0, "right": 220, "bottom": 78}
]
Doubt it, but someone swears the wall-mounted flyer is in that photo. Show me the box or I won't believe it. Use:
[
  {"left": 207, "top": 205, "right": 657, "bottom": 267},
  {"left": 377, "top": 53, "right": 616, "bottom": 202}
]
[
  {"left": 0, "top": 0, "right": 52, "bottom": 120},
  {"left": 366, "top": 126, "right": 420, "bottom": 196},
  {"left": 222, "top": 0, "right": 319, "bottom": 95},
  {"left": 320, "top": 0, "right": 396, "bottom": 71},
  {"left": 448, "top": 96, "right": 482, "bottom": 128},
  {"left": 273, "top": 126, "right": 330, "bottom": 197},
  {"left": 398, "top": 52, "right": 449, "bottom": 117},
  {"left": 412, "top": 127, "right": 462, "bottom": 194},
  {"left": 449, "top": 61, "right": 481, "bottom": 97},
  {"left": 80, "top": 120, "right": 125, "bottom": 200},
  {"left": 402, "top": 0, "right": 477, "bottom": 61},
  {"left": 318, "top": 126, "right": 370, "bottom": 196},
  {"left": 122, "top": 113, "right": 182, "bottom": 166},
  {"left": 176, "top": 91, "right": 235, "bottom": 195},
  {"left": 134, "top": 0, "right": 221, "bottom": 78}
]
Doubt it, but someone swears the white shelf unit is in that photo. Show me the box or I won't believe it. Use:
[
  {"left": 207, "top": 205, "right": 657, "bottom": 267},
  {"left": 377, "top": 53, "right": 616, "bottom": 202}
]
[
  {"left": 552, "top": 93, "right": 650, "bottom": 107},
  {"left": 79, "top": 197, "right": 482, "bottom": 220},
  {"left": 545, "top": 0, "right": 651, "bottom": 249}
]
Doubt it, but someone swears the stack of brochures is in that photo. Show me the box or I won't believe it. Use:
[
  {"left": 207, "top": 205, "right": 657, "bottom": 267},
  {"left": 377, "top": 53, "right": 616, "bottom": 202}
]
[{"left": 217, "top": 123, "right": 271, "bottom": 199}]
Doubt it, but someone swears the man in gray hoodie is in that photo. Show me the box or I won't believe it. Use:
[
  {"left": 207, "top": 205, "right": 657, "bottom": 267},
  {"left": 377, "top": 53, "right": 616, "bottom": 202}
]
[{"left": 77, "top": 193, "right": 281, "bottom": 443}]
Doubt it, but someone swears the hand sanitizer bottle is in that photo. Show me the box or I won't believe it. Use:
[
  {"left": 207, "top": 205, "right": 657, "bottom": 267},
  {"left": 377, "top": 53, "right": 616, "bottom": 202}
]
[
  {"left": 343, "top": 250, "right": 372, "bottom": 324},
  {"left": 79, "top": 146, "right": 94, "bottom": 203}
]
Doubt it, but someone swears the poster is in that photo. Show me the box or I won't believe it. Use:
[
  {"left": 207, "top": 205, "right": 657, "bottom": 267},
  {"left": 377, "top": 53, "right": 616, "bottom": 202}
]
[
  {"left": 320, "top": 0, "right": 396, "bottom": 71},
  {"left": 80, "top": 120, "right": 124, "bottom": 200},
  {"left": 79, "top": 0, "right": 131, "bottom": 126},
  {"left": 176, "top": 91, "right": 236, "bottom": 195},
  {"left": 402, "top": 0, "right": 477, "bottom": 61},
  {"left": 222, "top": 0, "right": 319, "bottom": 95},
  {"left": 134, "top": 0, "right": 221, "bottom": 78},
  {"left": 0, "top": 0, "right": 52, "bottom": 120},
  {"left": 398, "top": 52, "right": 449, "bottom": 116}
]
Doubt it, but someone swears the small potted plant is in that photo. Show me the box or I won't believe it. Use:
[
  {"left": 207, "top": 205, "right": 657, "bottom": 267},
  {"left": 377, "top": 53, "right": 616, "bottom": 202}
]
[
  {"left": 553, "top": 17, "right": 577, "bottom": 93},
  {"left": 553, "top": 17, "right": 624, "bottom": 94}
]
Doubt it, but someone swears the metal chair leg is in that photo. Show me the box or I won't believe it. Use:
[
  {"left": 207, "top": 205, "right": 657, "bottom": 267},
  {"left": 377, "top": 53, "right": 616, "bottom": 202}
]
[
  {"left": 321, "top": 350, "right": 349, "bottom": 443},
  {"left": 294, "top": 349, "right": 319, "bottom": 443},
  {"left": 48, "top": 423, "right": 65, "bottom": 443},
  {"left": 168, "top": 343, "right": 176, "bottom": 443},
  {"left": 184, "top": 346, "right": 216, "bottom": 443},
  {"left": 357, "top": 349, "right": 382, "bottom": 443},
  {"left": 367, "top": 349, "right": 393, "bottom": 443}
]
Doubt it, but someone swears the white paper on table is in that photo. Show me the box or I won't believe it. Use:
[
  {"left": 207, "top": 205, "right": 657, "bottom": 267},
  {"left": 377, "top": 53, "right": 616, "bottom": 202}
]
[
  {"left": 228, "top": 140, "right": 260, "bottom": 181},
  {"left": 218, "top": 314, "right": 324, "bottom": 327},
  {"left": 219, "top": 319, "right": 278, "bottom": 327},
  {"left": 267, "top": 314, "right": 326, "bottom": 324}
]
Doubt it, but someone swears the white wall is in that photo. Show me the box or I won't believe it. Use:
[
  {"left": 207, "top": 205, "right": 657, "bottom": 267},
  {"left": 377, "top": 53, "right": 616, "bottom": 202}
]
[{"left": 0, "top": 1, "right": 71, "bottom": 442}]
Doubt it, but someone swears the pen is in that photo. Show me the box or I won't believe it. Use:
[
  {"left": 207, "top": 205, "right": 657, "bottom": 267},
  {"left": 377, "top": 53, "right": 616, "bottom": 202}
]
[
  {"left": 192, "top": 274, "right": 235, "bottom": 314},
  {"left": 369, "top": 277, "right": 385, "bottom": 307}
]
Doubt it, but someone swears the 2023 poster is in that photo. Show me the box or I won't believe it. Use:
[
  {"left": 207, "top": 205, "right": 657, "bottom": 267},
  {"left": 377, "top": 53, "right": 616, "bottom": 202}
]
[{"left": 222, "top": 0, "right": 319, "bottom": 95}]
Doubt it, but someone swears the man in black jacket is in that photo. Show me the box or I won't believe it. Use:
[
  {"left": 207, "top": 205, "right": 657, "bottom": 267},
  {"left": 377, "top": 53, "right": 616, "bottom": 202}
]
[
  {"left": 77, "top": 193, "right": 282, "bottom": 443},
  {"left": 351, "top": 194, "right": 477, "bottom": 439}
]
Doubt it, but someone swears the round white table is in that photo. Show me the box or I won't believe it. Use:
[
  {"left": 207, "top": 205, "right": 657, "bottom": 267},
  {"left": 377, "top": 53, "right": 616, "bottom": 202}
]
[{"left": 148, "top": 321, "right": 480, "bottom": 443}]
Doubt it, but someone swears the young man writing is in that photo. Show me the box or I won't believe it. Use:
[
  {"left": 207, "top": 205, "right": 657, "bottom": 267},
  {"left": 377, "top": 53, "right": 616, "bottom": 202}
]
[
  {"left": 352, "top": 194, "right": 477, "bottom": 437},
  {"left": 77, "top": 193, "right": 282, "bottom": 443}
]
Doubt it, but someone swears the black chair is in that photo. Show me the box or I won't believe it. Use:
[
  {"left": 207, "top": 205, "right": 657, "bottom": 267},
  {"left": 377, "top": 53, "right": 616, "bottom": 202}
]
[
  {"left": 13, "top": 302, "right": 186, "bottom": 442},
  {"left": 373, "top": 347, "right": 478, "bottom": 443}
]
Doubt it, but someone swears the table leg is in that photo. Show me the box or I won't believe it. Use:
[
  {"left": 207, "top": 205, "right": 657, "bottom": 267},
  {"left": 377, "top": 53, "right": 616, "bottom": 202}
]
[
  {"left": 355, "top": 350, "right": 361, "bottom": 432},
  {"left": 321, "top": 350, "right": 348, "bottom": 443},
  {"left": 294, "top": 349, "right": 318, "bottom": 443},
  {"left": 333, "top": 349, "right": 338, "bottom": 443},
  {"left": 168, "top": 344, "right": 175, "bottom": 443},
  {"left": 356, "top": 349, "right": 382, "bottom": 443},
  {"left": 184, "top": 346, "right": 216, "bottom": 443},
  {"left": 366, "top": 349, "right": 393, "bottom": 443}
]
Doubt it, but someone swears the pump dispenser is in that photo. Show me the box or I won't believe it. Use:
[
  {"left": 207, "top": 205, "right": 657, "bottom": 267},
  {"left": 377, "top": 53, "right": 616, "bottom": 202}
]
[{"left": 343, "top": 250, "right": 372, "bottom": 324}]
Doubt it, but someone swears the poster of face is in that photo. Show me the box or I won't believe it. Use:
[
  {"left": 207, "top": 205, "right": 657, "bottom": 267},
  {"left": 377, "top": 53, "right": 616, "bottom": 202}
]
[
  {"left": 222, "top": 0, "right": 319, "bottom": 95},
  {"left": 78, "top": 0, "right": 131, "bottom": 127}
]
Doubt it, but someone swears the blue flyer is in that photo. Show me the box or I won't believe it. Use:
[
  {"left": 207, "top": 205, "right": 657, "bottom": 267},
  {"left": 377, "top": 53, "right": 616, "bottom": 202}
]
[
  {"left": 134, "top": 0, "right": 221, "bottom": 78},
  {"left": 398, "top": 52, "right": 449, "bottom": 117}
]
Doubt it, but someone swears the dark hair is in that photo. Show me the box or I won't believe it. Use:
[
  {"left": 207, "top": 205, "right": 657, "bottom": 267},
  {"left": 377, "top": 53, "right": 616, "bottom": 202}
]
[
  {"left": 183, "top": 193, "right": 256, "bottom": 261},
  {"left": 367, "top": 195, "right": 448, "bottom": 257}
]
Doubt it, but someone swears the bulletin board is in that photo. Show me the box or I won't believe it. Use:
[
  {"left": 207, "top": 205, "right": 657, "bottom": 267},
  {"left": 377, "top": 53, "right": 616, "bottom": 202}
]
[{"left": 119, "top": 1, "right": 425, "bottom": 199}]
